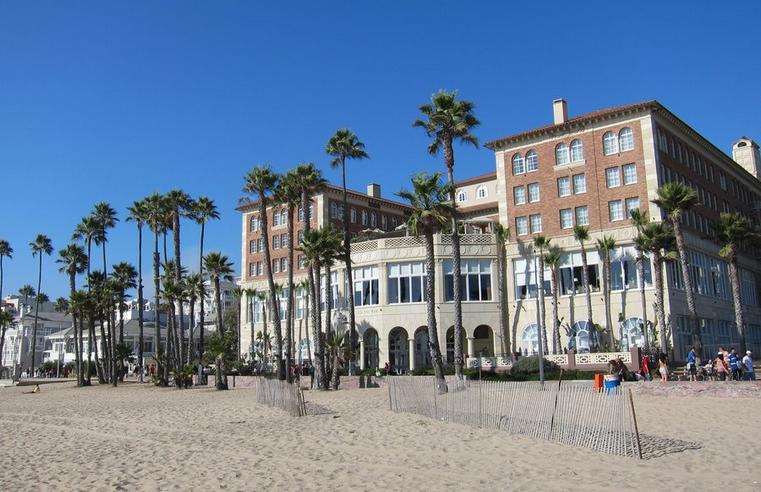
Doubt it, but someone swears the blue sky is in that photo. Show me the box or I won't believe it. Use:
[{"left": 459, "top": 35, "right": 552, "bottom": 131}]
[{"left": 1, "top": 1, "right": 760, "bottom": 300}]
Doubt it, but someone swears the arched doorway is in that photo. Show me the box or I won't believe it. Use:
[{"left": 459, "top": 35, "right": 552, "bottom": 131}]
[
  {"left": 569, "top": 321, "right": 592, "bottom": 353},
  {"left": 446, "top": 327, "right": 466, "bottom": 365},
  {"left": 388, "top": 327, "right": 409, "bottom": 373},
  {"left": 414, "top": 327, "right": 432, "bottom": 369},
  {"left": 473, "top": 325, "right": 494, "bottom": 357},
  {"left": 520, "top": 324, "right": 539, "bottom": 356},
  {"left": 621, "top": 317, "right": 644, "bottom": 351},
  {"left": 363, "top": 328, "right": 379, "bottom": 369}
]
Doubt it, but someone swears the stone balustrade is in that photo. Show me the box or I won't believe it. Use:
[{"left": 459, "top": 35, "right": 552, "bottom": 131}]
[{"left": 466, "top": 347, "right": 641, "bottom": 372}]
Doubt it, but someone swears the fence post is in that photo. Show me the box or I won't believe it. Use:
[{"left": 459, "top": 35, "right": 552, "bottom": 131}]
[{"left": 627, "top": 389, "right": 643, "bottom": 459}]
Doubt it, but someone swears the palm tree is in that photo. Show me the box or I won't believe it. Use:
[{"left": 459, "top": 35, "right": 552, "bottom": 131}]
[
  {"left": 494, "top": 224, "right": 514, "bottom": 361},
  {"left": 544, "top": 245, "right": 562, "bottom": 355},
  {"left": 317, "top": 226, "right": 343, "bottom": 389},
  {"left": 298, "top": 228, "right": 330, "bottom": 389},
  {"left": 414, "top": 89, "right": 480, "bottom": 379},
  {"left": 326, "top": 129, "right": 369, "bottom": 370},
  {"left": 711, "top": 213, "right": 760, "bottom": 353},
  {"left": 69, "top": 289, "right": 93, "bottom": 382},
  {"left": 28, "top": 234, "right": 53, "bottom": 375},
  {"left": 243, "top": 166, "right": 285, "bottom": 380},
  {"left": 162, "top": 278, "right": 184, "bottom": 380},
  {"left": 533, "top": 235, "right": 550, "bottom": 378},
  {"left": 93, "top": 202, "right": 119, "bottom": 369},
  {"left": 192, "top": 196, "right": 219, "bottom": 363},
  {"left": 296, "top": 278, "right": 311, "bottom": 364},
  {"left": 573, "top": 225, "right": 594, "bottom": 349},
  {"left": 185, "top": 273, "right": 205, "bottom": 364},
  {"left": 0, "top": 310, "right": 14, "bottom": 377},
  {"left": 596, "top": 236, "right": 617, "bottom": 350},
  {"left": 326, "top": 331, "right": 347, "bottom": 390},
  {"left": 256, "top": 290, "right": 268, "bottom": 363},
  {"left": 397, "top": 172, "right": 453, "bottom": 394},
  {"left": 0, "top": 239, "right": 13, "bottom": 372},
  {"left": 243, "top": 287, "right": 257, "bottom": 360},
  {"left": 144, "top": 193, "right": 167, "bottom": 384},
  {"left": 127, "top": 199, "right": 149, "bottom": 382},
  {"left": 635, "top": 222, "right": 677, "bottom": 354},
  {"left": 165, "top": 190, "right": 194, "bottom": 370},
  {"left": 204, "top": 252, "right": 234, "bottom": 390},
  {"left": 630, "top": 209, "right": 651, "bottom": 352},
  {"left": 653, "top": 182, "right": 702, "bottom": 353},
  {"left": 232, "top": 286, "right": 244, "bottom": 360},
  {"left": 56, "top": 244, "right": 87, "bottom": 386},
  {"left": 112, "top": 262, "right": 137, "bottom": 380}
]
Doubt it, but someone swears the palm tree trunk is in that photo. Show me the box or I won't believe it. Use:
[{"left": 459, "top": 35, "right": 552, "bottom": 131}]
[
  {"left": 69, "top": 272, "right": 83, "bottom": 387},
  {"left": 536, "top": 253, "right": 546, "bottom": 383},
  {"left": 285, "top": 204, "right": 296, "bottom": 383},
  {"left": 260, "top": 201, "right": 284, "bottom": 380},
  {"left": 425, "top": 232, "right": 447, "bottom": 394},
  {"left": 30, "top": 253, "right": 43, "bottom": 375},
  {"left": 672, "top": 220, "right": 702, "bottom": 353},
  {"left": 85, "top": 240, "right": 98, "bottom": 385},
  {"left": 188, "top": 297, "right": 195, "bottom": 365},
  {"left": 102, "top": 242, "right": 113, "bottom": 382},
  {"left": 444, "top": 141, "right": 464, "bottom": 378},
  {"left": 323, "top": 263, "right": 333, "bottom": 390},
  {"left": 580, "top": 243, "right": 594, "bottom": 349},
  {"left": 137, "top": 223, "right": 145, "bottom": 383},
  {"left": 727, "top": 251, "right": 746, "bottom": 352},
  {"left": 0, "top": 257, "right": 5, "bottom": 377},
  {"left": 173, "top": 212, "right": 185, "bottom": 375},
  {"left": 310, "top": 261, "right": 325, "bottom": 389},
  {"left": 637, "top": 249, "right": 649, "bottom": 352},
  {"left": 214, "top": 276, "right": 227, "bottom": 390},
  {"left": 654, "top": 253, "right": 668, "bottom": 354},
  {"left": 111, "top": 306, "right": 118, "bottom": 387},
  {"left": 497, "top": 242, "right": 512, "bottom": 360},
  {"left": 550, "top": 269, "right": 559, "bottom": 355},
  {"left": 304, "top": 287, "right": 311, "bottom": 363},
  {"left": 153, "top": 230, "right": 164, "bottom": 385},
  {"left": 262, "top": 302, "right": 268, "bottom": 362},
  {"left": 603, "top": 254, "right": 614, "bottom": 350},
  {"left": 340, "top": 159, "right": 357, "bottom": 378},
  {"left": 198, "top": 223, "right": 206, "bottom": 374}
]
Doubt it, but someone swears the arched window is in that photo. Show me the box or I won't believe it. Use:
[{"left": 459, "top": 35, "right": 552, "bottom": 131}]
[
  {"left": 570, "top": 139, "right": 584, "bottom": 162},
  {"left": 603, "top": 131, "right": 618, "bottom": 155},
  {"left": 457, "top": 190, "right": 467, "bottom": 202},
  {"left": 555, "top": 143, "right": 569, "bottom": 166},
  {"left": 476, "top": 185, "right": 488, "bottom": 199},
  {"left": 619, "top": 127, "right": 634, "bottom": 152},
  {"left": 525, "top": 150, "right": 538, "bottom": 172},
  {"left": 512, "top": 153, "right": 525, "bottom": 174},
  {"left": 520, "top": 324, "right": 539, "bottom": 356},
  {"left": 569, "top": 320, "right": 592, "bottom": 353},
  {"left": 621, "top": 317, "right": 645, "bottom": 351}
]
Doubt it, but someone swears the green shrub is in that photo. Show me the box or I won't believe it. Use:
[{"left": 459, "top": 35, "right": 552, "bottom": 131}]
[{"left": 510, "top": 356, "right": 560, "bottom": 377}]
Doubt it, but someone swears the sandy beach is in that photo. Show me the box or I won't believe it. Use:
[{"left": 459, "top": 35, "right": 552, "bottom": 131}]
[{"left": 1, "top": 381, "right": 760, "bottom": 491}]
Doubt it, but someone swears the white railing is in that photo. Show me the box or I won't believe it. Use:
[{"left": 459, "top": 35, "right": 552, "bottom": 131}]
[
  {"left": 467, "top": 351, "right": 632, "bottom": 370},
  {"left": 575, "top": 352, "right": 631, "bottom": 365},
  {"left": 440, "top": 234, "right": 495, "bottom": 245},
  {"left": 544, "top": 354, "right": 569, "bottom": 366}
]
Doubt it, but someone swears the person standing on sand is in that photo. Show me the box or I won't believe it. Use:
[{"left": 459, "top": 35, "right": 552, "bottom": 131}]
[
  {"left": 687, "top": 347, "right": 697, "bottom": 382},
  {"left": 729, "top": 348, "right": 741, "bottom": 381},
  {"left": 742, "top": 351, "right": 755, "bottom": 381},
  {"left": 715, "top": 353, "right": 729, "bottom": 381},
  {"left": 640, "top": 354, "right": 652, "bottom": 381},
  {"left": 658, "top": 354, "right": 669, "bottom": 383}
]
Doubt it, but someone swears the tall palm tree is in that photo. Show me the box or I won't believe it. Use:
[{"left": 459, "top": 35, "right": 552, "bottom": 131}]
[
  {"left": 256, "top": 290, "right": 268, "bottom": 363},
  {"left": 204, "top": 252, "right": 234, "bottom": 390},
  {"left": 29, "top": 234, "right": 53, "bottom": 374},
  {"left": 127, "top": 199, "right": 149, "bottom": 382},
  {"left": 0, "top": 239, "right": 13, "bottom": 371},
  {"left": 711, "top": 213, "right": 760, "bottom": 353},
  {"left": 112, "top": 262, "right": 137, "bottom": 345},
  {"left": 298, "top": 228, "right": 330, "bottom": 389},
  {"left": 326, "top": 129, "right": 369, "bottom": 369},
  {"left": 277, "top": 170, "right": 303, "bottom": 383},
  {"left": 596, "top": 236, "right": 617, "bottom": 350},
  {"left": 185, "top": 273, "right": 204, "bottom": 364},
  {"left": 232, "top": 286, "right": 244, "bottom": 360},
  {"left": 630, "top": 209, "right": 651, "bottom": 352},
  {"left": 192, "top": 196, "right": 219, "bottom": 363},
  {"left": 68, "top": 290, "right": 93, "bottom": 382},
  {"left": 73, "top": 215, "right": 105, "bottom": 383},
  {"left": 653, "top": 182, "right": 702, "bottom": 353},
  {"left": 544, "top": 245, "right": 562, "bottom": 355},
  {"left": 318, "top": 226, "right": 345, "bottom": 390},
  {"left": 397, "top": 172, "right": 453, "bottom": 394},
  {"left": 56, "top": 244, "right": 87, "bottom": 386},
  {"left": 414, "top": 89, "right": 480, "bottom": 379},
  {"left": 573, "top": 225, "right": 594, "bottom": 349},
  {"left": 533, "top": 235, "right": 550, "bottom": 375},
  {"left": 165, "top": 190, "right": 194, "bottom": 370},
  {"left": 494, "top": 224, "right": 514, "bottom": 360},
  {"left": 296, "top": 278, "right": 311, "bottom": 364},
  {"left": 243, "top": 166, "right": 285, "bottom": 380},
  {"left": 635, "top": 222, "right": 677, "bottom": 353},
  {"left": 144, "top": 193, "right": 167, "bottom": 385},
  {"left": 93, "top": 202, "right": 119, "bottom": 368},
  {"left": 87, "top": 270, "right": 112, "bottom": 381},
  {"left": 243, "top": 287, "right": 257, "bottom": 359}
]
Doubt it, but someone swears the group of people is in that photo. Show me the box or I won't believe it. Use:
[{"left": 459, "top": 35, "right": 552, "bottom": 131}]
[{"left": 706, "top": 347, "right": 756, "bottom": 381}]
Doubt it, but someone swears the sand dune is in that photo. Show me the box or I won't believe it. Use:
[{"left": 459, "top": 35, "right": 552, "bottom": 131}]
[{"left": 1, "top": 381, "right": 760, "bottom": 491}]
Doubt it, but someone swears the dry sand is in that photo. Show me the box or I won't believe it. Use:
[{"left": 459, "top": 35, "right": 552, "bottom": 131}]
[{"left": 1, "top": 381, "right": 760, "bottom": 491}]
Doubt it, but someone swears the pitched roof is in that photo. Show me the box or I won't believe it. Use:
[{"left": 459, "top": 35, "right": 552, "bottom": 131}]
[{"left": 456, "top": 171, "right": 497, "bottom": 187}]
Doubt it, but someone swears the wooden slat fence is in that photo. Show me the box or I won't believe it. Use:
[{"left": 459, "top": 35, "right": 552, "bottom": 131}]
[
  {"left": 388, "top": 377, "right": 641, "bottom": 458},
  {"left": 253, "top": 377, "right": 307, "bottom": 417}
]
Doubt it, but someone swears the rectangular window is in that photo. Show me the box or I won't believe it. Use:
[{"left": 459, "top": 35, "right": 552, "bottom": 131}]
[
  {"left": 350, "top": 207, "right": 357, "bottom": 223},
  {"left": 557, "top": 177, "right": 571, "bottom": 197},
  {"left": 527, "top": 183, "right": 540, "bottom": 203},
  {"left": 361, "top": 210, "right": 368, "bottom": 226},
  {"left": 249, "top": 216, "right": 259, "bottom": 232},
  {"left": 273, "top": 259, "right": 279, "bottom": 273},
  {"left": 298, "top": 255, "right": 306, "bottom": 269},
  {"left": 515, "top": 216, "right": 528, "bottom": 236},
  {"left": 387, "top": 262, "right": 427, "bottom": 304},
  {"left": 622, "top": 163, "right": 637, "bottom": 185},
  {"left": 353, "top": 266, "right": 379, "bottom": 306},
  {"left": 297, "top": 230, "right": 304, "bottom": 244},
  {"left": 530, "top": 214, "right": 542, "bottom": 233},
  {"left": 573, "top": 173, "right": 586, "bottom": 194},
  {"left": 272, "top": 235, "right": 279, "bottom": 250},
  {"left": 392, "top": 217, "right": 398, "bottom": 228},
  {"left": 370, "top": 212, "right": 377, "bottom": 228},
  {"left": 258, "top": 238, "right": 264, "bottom": 253},
  {"left": 625, "top": 197, "right": 640, "bottom": 217},
  {"left": 513, "top": 186, "right": 526, "bottom": 205},
  {"left": 249, "top": 262, "right": 256, "bottom": 276},
  {"left": 298, "top": 206, "right": 304, "bottom": 222},
  {"left": 280, "top": 233, "right": 287, "bottom": 249},
  {"left": 575, "top": 206, "right": 589, "bottom": 226},
  {"left": 249, "top": 240, "right": 256, "bottom": 254},
  {"left": 559, "top": 208, "right": 573, "bottom": 229},
  {"left": 281, "top": 258, "right": 287, "bottom": 272},
  {"left": 320, "top": 271, "right": 340, "bottom": 311},
  {"left": 257, "top": 262, "right": 263, "bottom": 275},
  {"left": 381, "top": 215, "right": 388, "bottom": 230},
  {"left": 608, "top": 200, "right": 624, "bottom": 221},
  {"left": 444, "top": 259, "right": 491, "bottom": 302},
  {"left": 606, "top": 167, "right": 621, "bottom": 188}
]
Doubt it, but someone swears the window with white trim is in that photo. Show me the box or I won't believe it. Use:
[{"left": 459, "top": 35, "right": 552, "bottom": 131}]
[
  {"left": 361, "top": 210, "right": 368, "bottom": 226},
  {"left": 526, "top": 150, "right": 538, "bottom": 172},
  {"left": 559, "top": 208, "right": 573, "bottom": 229},
  {"left": 622, "top": 163, "right": 637, "bottom": 184},
  {"left": 353, "top": 266, "right": 379, "bottom": 306},
  {"left": 530, "top": 214, "right": 542, "bottom": 233},
  {"left": 512, "top": 154, "right": 525, "bottom": 174},
  {"left": 257, "top": 261, "right": 263, "bottom": 275},
  {"left": 516, "top": 216, "right": 528, "bottom": 236},
  {"left": 249, "top": 215, "right": 259, "bottom": 232},
  {"left": 619, "top": 128, "right": 634, "bottom": 151},
  {"left": 273, "top": 210, "right": 280, "bottom": 227},
  {"left": 557, "top": 176, "right": 571, "bottom": 197},
  {"left": 625, "top": 197, "right": 640, "bottom": 217},
  {"left": 527, "top": 183, "right": 540, "bottom": 203},
  {"left": 281, "top": 233, "right": 287, "bottom": 249},
  {"left": 387, "top": 262, "right": 427, "bottom": 304},
  {"left": 514, "top": 186, "right": 526, "bottom": 205},
  {"left": 273, "top": 259, "right": 280, "bottom": 273},
  {"left": 350, "top": 208, "right": 357, "bottom": 223},
  {"left": 603, "top": 131, "right": 619, "bottom": 155},
  {"left": 457, "top": 190, "right": 467, "bottom": 202},
  {"left": 249, "top": 240, "right": 256, "bottom": 254},
  {"left": 280, "top": 210, "right": 288, "bottom": 225},
  {"left": 444, "top": 259, "right": 492, "bottom": 302},
  {"left": 281, "top": 258, "right": 287, "bottom": 272},
  {"left": 370, "top": 212, "right": 377, "bottom": 228},
  {"left": 258, "top": 238, "right": 264, "bottom": 253},
  {"left": 570, "top": 139, "right": 584, "bottom": 162},
  {"left": 575, "top": 206, "right": 589, "bottom": 226},
  {"left": 608, "top": 200, "right": 624, "bottom": 221},
  {"left": 476, "top": 185, "right": 488, "bottom": 199},
  {"left": 272, "top": 235, "right": 280, "bottom": 249},
  {"left": 555, "top": 143, "right": 569, "bottom": 166},
  {"left": 606, "top": 167, "right": 621, "bottom": 188},
  {"left": 573, "top": 173, "right": 586, "bottom": 194}
]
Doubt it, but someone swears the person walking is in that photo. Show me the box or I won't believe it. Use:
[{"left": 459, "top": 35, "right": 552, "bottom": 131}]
[
  {"left": 715, "top": 352, "right": 730, "bottom": 381},
  {"left": 729, "top": 348, "right": 741, "bottom": 381},
  {"left": 640, "top": 354, "right": 652, "bottom": 381},
  {"left": 658, "top": 354, "right": 669, "bottom": 383},
  {"left": 687, "top": 347, "right": 697, "bottom": 382},
  {"left": 742, "top": 351, "right": 755, "bottom": 381}
]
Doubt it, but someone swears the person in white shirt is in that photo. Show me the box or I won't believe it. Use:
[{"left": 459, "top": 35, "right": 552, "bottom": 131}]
[{"left": 742, "top": 351, "right": 755, "bottom": 381}]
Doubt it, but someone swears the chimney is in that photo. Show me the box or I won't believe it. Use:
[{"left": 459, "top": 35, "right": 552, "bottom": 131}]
[
  {"left": 732, "top": 137, "right": 761, "bottom": 179},
  {"left": 367, "top": 183, "right": 381, "bottom": 198},
  {"left": 553, "top": 98, "right": 568, "bottom": 125}
]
